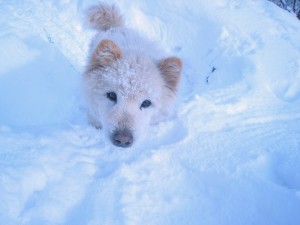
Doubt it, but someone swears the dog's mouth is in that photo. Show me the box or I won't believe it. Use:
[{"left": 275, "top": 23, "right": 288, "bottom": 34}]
[{"left": 110, "top": 129, "right": 134, "bottom": 148}]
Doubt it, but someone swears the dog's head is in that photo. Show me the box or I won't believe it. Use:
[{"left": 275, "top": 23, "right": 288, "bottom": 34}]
[{"left": 84, "top": 39, "right": 182, "bottom": 148}]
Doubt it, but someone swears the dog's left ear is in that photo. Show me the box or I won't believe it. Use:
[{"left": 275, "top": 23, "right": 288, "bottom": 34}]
[
  {"left": 158, "top": 57, "right": 182, "bottom": 93},
  {"left": 92, "top": 39, "right": 122, "bottom": 67}
]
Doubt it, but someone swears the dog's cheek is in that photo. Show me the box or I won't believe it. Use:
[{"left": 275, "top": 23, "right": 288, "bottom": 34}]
[
  {"left": 102, "top": 110, "right": 118, "bottom": 134},
  {"left": 151, "top": 98, "right": 172, "bottom": 124},
  {"left": 137, "top": 110, "right": 153, "bottom": 129}
]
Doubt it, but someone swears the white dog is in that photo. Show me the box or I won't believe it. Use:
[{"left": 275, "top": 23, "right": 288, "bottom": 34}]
[{"left": 83, "top": 3, "right": 182, "bottom": 148}]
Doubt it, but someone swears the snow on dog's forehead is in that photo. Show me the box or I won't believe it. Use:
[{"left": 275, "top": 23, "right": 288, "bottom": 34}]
[{"left": 103, "top": 57, "right": 161, "bottom": 99}]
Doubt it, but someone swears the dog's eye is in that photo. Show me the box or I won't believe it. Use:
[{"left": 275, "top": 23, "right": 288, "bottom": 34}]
[
  {"left": 140, "top": 100, "right": 152, "bottom": 109},
  {"left": 106, "top": 92, "right": 117, "bottom": 102}
]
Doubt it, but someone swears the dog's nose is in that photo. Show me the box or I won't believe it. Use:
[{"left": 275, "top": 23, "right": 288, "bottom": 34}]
[{"left": 111, "top": 129, "right": 133, "bottom": 148}]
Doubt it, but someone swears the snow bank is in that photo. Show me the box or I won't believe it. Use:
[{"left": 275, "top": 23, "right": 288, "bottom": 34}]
[
  {"left": 1, "top": 0, "right": 300, "bottom": 224},
  {"left": 0, "top": 35, "right": 79, "bottom": 126}
]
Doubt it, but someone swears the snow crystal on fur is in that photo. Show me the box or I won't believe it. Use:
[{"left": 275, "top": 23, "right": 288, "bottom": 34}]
[{"left": 101, "top": 58, "right": 160, "bottom": 100}]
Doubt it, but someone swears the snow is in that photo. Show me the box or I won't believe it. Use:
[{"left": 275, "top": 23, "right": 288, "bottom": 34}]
[{"left": 1, "top": 0, "right": 300, "bottom": 224}]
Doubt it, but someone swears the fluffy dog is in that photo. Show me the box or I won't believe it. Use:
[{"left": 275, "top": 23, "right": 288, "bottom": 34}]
[{"left": 83, "top": 3, "right": 182, "bottom": 148}]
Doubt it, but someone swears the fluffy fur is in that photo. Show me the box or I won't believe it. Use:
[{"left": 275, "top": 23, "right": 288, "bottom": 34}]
[{"left": 83, "top": 2, "right": 182, "bottom": 148}]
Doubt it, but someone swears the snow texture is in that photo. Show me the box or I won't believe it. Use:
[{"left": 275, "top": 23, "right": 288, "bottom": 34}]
[
  {"left": 103, "top": 60, "right": 158, "bottom": 99},
  {"left": 1, "top": 0, "right": 300, "bottom": 225}
]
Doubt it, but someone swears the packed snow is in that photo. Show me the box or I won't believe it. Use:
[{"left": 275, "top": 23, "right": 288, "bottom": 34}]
[{"left": 1, "top": 0, "right": 300, "bottom": 224}]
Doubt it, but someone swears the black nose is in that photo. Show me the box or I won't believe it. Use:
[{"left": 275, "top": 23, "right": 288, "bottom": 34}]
[{"left": 111, "top": 129, "right": 133, "bottom": 148}]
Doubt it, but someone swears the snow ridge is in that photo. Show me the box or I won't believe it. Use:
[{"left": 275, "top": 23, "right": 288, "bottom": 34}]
[{"left": 1, "top": 0, "right": 300, "bottom": 225}]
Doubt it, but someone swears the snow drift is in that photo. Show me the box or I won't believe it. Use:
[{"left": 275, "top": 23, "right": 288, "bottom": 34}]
[{"left": 1, "top": 0, "right": 300, "bottom": 224}]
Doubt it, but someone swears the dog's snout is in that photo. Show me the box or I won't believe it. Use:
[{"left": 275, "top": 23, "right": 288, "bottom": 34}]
[{"left": 111, "top": 129, "right": 133, "bottom": 148}]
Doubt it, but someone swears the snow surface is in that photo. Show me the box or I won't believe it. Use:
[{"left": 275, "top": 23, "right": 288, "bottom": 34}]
[{"left": 1, "top": 0, "right": 300, "bottom": 224}]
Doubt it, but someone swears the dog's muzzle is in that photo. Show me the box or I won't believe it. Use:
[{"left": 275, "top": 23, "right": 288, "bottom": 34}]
[{"left": 111, "top": 129, "right": 133, "bottom": 148}]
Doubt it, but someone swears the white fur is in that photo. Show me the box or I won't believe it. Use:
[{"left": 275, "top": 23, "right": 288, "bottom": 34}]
[{"left": 83, "top": 3, "right": 182, "bottom": 147}]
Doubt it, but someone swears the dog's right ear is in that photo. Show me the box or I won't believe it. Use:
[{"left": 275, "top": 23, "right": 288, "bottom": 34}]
[{"left": 92, "top": 39, "right": 122, "bottom": 67}]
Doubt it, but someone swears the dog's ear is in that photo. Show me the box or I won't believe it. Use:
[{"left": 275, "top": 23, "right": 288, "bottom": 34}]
[
  {"left": 158, "top": 57, "right": 182, "bottom": 93},
  {"left": 92, "top": 39, "right": 122, "bottom": 66}
]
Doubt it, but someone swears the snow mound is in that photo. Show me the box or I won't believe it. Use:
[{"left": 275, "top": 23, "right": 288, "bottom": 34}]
[{"left": 1, "top": 0, "right": 300, "bottom": 225}]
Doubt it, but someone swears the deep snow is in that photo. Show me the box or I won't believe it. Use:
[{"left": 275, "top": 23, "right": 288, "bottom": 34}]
[{"left": 1, "top": 0, "right": 300, "bottom": 225}]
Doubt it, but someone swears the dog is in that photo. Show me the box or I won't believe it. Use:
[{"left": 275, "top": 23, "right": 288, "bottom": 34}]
[{"left": 82, "top": 3, "right": 182, "bottom": 148}]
